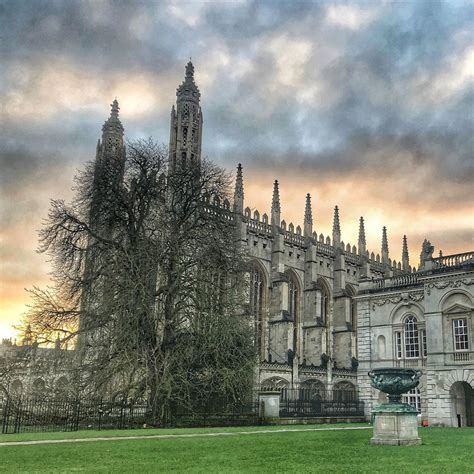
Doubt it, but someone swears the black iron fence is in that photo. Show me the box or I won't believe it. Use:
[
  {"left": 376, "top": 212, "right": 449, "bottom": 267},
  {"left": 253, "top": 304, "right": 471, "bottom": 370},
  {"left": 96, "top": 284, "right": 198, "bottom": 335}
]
[
  {"left": 1, "top": 397, "right": 260, "bottom": 434},
  {"left": 1, "top": 389, "right": 364, "bottom": 433},
  {"left": 278, "top": 388, "right": 364, "bottom": 418}
]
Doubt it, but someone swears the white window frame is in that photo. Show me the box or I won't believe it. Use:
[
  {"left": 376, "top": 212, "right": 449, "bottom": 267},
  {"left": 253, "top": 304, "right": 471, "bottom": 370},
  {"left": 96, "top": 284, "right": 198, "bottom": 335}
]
[
  {"left": 402, "top": 388, "right": 421, "bottom": 413},
  {"left": 453, "top": 318, "right": 469, "bottom": 352},
  {"left": 404, "top": 315, "right": 420, "bottom": 359},
  {"left": 395, "top": 331, "right": 403, "bottom": 359},
  {"left": 393, "top": 315, "right": 427, "bottom": 360},
  {"left": 421, "top": 329, "right": 427, "bottom": 357}
]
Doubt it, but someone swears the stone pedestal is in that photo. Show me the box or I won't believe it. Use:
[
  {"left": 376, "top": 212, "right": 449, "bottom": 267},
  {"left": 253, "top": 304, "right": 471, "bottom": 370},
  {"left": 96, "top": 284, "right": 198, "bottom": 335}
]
[
  {"left": 371, "top": 404, "right": 421, "bottom": 445},
  {"left": 258, "top": 391, "right": 280, "bottom": 422}
]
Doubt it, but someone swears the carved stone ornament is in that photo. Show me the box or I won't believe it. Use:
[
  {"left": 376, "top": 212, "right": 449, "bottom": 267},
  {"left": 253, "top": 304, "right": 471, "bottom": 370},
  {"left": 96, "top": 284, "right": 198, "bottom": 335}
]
[
  {"left": 426, "top": 277, "right": 474, "bottom": 295},
  {"left": 371, "top": 292, "right": 424, "bottom": 310}
]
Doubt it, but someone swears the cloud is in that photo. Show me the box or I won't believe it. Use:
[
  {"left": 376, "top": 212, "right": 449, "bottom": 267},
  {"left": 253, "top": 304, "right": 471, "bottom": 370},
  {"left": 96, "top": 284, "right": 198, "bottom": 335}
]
[
  {"left": 325, "top": 3, "right": 382, "bottom": 30},
  {"left": 0, "top": 0, "right": 473, "bottom": 337}
]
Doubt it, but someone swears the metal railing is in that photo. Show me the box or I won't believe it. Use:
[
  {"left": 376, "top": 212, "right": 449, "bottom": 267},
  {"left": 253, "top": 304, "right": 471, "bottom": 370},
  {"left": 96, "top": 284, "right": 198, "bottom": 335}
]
[
  {"left": 1, "top": 397, "right": 260, "bottom": 434},
  {"left": 277, "top": 388, "right": 364, "bottom": 418}
]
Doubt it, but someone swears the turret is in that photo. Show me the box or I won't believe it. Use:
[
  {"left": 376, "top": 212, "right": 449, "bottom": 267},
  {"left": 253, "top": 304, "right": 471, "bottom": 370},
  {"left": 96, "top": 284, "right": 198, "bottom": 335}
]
[
  {"left": 402, "top": 235, "right": 410, "bottom": 271},
  {"left": 358, "top": 217, "right": 366, "bottom": 256},
  {"left": 169, "top": 60, "right": 203, "bottom": 172},
  {"left": 100, "top": 99, "right": 124, "bottom": 155},
  {"left": 233, "top": 163, "right": 244, "bottom": 214},
  {"left": 332, "top": 206, "right": 341, "bottom": 248},
  {"left": 271, "top": 180, "right": 281, "bottom": 227},
  {"left": 304, "top": 193, "right": 313, "bottom": 238},
  {"left": 381, "top": 226, "right": 389, "bottom": 264}
]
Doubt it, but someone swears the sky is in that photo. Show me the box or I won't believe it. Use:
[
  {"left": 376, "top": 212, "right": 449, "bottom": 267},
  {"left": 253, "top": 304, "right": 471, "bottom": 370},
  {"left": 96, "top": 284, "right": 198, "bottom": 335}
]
[{"left": 1, "top": 0, "right": 473, "bottom": 339}]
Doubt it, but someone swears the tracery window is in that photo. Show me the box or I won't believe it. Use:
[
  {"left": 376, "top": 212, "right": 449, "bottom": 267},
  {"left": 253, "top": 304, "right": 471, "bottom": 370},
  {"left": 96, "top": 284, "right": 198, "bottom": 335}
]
[
  {"left": 453, "top": 318, "right": 469, "bottom": 351},
  {"left": 333, "top": 381, "right": 357, "bottom": 402},
  {"left": 287, "top": 271, "right": 300, "bottom": 354},
  {"left": 320, "top": 284, "right": 329, "bottom": 325},
  {"left": 249, "top": 265, "right": 265, "bottom": 352},
  {"left": 288, "top": 275, "right": 299, "bottom": 322},
  {"left": 404, "top": 315, "right": 420, "bottom": 358}
]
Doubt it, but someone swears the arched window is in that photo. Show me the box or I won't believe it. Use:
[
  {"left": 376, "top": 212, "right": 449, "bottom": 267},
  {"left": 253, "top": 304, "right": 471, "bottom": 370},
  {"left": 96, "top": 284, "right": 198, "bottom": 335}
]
[
  {"left": 301, "top": 380, "right": 326, "bottom": 401},
  {"left": 286, "top": 271, "right": 300, "bottom": 354},
  {"left": 318, "top": 279, "right": 330, "bottom": 325},
  {"left": 32, "top": 378, "right": 46, "bottom": 398},
  {"left": 260, "top": 377, "right": 289, "bottom": 391},
  {"left": 334, "top": 381, "right": 357, "bottom": 402},
  {"left": 346, "top": 284, "right": 357, "bottom": 330},
  {"left": 288, "top": 273, "right": 299, "bottom": 323},
  {"left": 249, "top": 264, "right": 266, "bottom": 355},
  {"left": 404, "top": 315, "right": 420, "bottom": 358}
]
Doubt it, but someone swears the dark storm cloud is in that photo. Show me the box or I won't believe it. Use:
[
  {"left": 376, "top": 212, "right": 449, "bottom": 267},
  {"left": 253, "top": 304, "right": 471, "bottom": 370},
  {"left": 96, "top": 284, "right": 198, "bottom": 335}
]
[{"left": 1, "top": 0, "right": 473, "bottom": 335}]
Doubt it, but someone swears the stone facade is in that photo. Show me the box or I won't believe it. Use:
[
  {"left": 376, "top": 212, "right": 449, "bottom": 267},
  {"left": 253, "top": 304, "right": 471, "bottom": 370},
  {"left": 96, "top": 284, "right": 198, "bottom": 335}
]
[{"left": 356, "top": 251, "right": 474, "bottom": 427}]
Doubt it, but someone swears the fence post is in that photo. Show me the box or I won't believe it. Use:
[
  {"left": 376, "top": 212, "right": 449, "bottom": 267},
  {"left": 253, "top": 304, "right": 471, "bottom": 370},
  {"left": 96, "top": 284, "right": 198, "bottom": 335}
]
[
  {"left": 1, "top": 396, "right": 10, "bottom": 434},
  {"left": 73, "top": 399, "right": 80, "bottom": 432},
  {"left": 257, "top": 391, "right": 280, "bottom": 423},
  {"left": 14, "top": 398, "right": 22, "bottom": 434},
  {"left": 118, "top": 399, "right": 123, "bottom": 430}
]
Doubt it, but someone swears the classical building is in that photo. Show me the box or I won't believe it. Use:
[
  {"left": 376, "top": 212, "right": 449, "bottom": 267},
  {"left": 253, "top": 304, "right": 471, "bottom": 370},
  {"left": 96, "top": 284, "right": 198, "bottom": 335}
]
[{"left": 356, "top": 245, "right": 474, "bottom": 427}]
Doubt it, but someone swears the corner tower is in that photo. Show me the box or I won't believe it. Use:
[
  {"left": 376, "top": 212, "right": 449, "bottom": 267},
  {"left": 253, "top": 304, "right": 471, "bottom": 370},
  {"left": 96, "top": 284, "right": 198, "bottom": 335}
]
[
  {"left": 169, "top": 60, "right": 203, "bottom": 171},
  {"left": 90, "top": 99, "right": 126, "bottom": 227}
]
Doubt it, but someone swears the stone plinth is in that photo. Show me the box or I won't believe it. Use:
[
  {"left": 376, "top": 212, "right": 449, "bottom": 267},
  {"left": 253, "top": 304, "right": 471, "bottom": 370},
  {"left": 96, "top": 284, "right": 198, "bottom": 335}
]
[
  {"left": 258, "top": 391, "right": 280, "bottom": 421},
  {"left": 371, "top": 404, "right": 421, "bottom": 445}
]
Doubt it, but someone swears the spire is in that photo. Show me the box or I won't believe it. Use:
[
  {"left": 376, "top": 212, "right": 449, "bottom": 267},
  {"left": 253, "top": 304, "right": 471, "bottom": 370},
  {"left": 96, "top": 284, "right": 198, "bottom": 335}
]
[
  {"left": 332, "top": 205, "right": 341, "bottom": 247},
  {"left": 271, "top": 180, "right": 281, "bottom": 226},
  {"left": 177, "top": 60, "right": 200, "bottom": 104},
  {"left": 233, "top": 163, "right": 244, "bottom": 214},
  {"left": 402, "top": 235, "right": 410, "bottom": 271},
  {"left": 101, "top": 99, "right": 124, "bottom": 145},
  {"left": 185, "top": 59, "right": 194, "bottom": 80},
  {"left": 304, "top": 193, "right": 313, "bottom": 237},
  {"left": 381, "top": 226, "right": 389, "bottom": 264},
  {"left": 170, "top": 61, "right": 203, "bottom": 172},
  {"left": 97, "top": 99, "right": 125, "bottom": 160},
  {"left": 110, "top": 99, "right": 119, "bottom": 119},
  {"left": 358, "top": 216, "right": 366, "bottom": 255}
]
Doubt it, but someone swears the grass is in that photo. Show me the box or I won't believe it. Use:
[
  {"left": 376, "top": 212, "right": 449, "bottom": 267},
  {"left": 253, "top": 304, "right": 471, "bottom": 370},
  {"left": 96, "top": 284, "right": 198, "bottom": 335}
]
[{"left": 0, "top": 425, "right": 472, "bottom": 473}]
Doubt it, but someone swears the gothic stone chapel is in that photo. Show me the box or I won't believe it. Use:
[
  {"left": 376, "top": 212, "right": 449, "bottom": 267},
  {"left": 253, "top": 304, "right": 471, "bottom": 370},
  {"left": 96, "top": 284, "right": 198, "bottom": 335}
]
[{"left": 89, "top": 61, "right": 474, "bottom": 427}]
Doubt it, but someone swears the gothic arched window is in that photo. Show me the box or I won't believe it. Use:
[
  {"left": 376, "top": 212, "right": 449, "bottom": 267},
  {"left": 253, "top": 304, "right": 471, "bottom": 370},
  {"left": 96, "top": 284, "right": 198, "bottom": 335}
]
[
  {"left": 286, "top": 271, "right": 300, "bottom": 354},
  {"left": 288, "top": 273, "right": 299, "bottom": 323},
  {"left": 249, "top": 264, "right": 266, "bottom": 354},
  {"left": 319, "top": 280, "right": 330, "bottom": 325},
  {"left": 404, "top": 315, "right": 420, "bottom": 358},
  {"left": 346, "top": 284, "right": 357, "bottom": 330}
]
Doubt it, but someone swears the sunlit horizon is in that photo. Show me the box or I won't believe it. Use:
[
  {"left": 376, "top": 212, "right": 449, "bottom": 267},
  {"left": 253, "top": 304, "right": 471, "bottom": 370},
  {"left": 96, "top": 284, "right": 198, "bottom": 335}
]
[{"left": 1, "top": 1, "right": 473, "bottom": 340}]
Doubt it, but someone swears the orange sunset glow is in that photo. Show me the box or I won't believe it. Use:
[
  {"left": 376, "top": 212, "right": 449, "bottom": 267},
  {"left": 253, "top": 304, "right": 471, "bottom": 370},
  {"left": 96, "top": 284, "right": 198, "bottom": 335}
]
[{"left": 1, "top": 1, "right": 473, "bottom": 340}]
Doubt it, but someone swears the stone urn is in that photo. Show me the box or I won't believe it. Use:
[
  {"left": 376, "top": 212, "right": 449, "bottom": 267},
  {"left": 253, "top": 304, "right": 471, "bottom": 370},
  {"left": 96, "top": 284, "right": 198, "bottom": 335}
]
[{"left": 368, "top": 367, "right": 422, "bottom": 445}]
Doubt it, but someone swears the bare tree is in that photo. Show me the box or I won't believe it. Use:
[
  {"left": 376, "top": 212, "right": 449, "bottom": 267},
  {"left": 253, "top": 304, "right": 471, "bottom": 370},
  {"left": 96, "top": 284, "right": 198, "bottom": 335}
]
[{"left": 24, "top": 139, "right": 256, "bottom": 423}]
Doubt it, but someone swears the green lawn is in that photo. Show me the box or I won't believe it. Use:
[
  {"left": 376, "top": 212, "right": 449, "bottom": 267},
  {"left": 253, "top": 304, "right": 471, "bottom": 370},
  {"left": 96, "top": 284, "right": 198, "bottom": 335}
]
[{"left": 0, "top": 425, "right": 472, "bottom": 473}]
